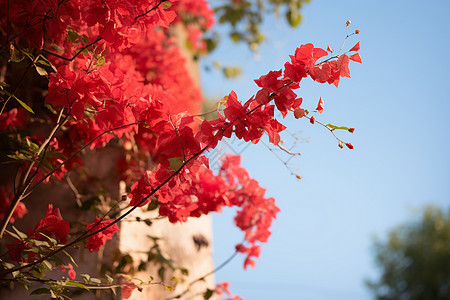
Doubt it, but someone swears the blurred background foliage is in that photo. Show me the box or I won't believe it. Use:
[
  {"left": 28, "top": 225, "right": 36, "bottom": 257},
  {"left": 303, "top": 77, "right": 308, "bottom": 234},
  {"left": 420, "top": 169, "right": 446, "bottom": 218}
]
[{"left": 367, "top": 206, "right": 450, "bottom": 300}]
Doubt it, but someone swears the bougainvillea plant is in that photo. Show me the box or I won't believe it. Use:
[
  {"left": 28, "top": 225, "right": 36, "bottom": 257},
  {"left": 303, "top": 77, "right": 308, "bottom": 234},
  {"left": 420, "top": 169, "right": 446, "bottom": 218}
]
[{"left": 0, "top": 0, "right": 361, "bottom": 299}]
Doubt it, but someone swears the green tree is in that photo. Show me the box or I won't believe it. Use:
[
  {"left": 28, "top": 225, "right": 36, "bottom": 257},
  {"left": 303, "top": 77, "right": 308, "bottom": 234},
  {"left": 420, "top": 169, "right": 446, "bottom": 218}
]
[{"left": 367, "top": 206, "right": 450, "bottom": 300}]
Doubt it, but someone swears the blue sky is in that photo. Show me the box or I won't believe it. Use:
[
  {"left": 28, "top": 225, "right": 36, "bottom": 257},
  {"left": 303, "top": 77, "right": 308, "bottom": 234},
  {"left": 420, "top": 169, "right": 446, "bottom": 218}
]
[{"left": 201, "top": 1, "right": 450, "bottom": 299}]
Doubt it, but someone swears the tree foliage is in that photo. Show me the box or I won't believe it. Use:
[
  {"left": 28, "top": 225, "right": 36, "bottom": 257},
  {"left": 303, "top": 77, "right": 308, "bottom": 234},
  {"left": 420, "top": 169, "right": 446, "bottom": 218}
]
[{"left": 367, "top": 206, "right": 450, "bottom": 300}]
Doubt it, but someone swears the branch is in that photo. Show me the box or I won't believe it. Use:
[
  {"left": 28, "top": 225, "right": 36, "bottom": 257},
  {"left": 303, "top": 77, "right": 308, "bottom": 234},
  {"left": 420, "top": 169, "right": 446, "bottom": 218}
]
[
  {"left": 0, "top": 108, "right": 69, "bottom": 238},
  {"left": 166, "top": 244, "right": 242, "bottom": 300},
  {"left": 135, "top": 0, "right": 165, "bottom": 20}
]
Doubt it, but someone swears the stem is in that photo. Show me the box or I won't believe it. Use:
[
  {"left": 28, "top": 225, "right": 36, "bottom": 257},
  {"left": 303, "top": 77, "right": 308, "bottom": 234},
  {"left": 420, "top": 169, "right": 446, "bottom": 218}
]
[
  {"left": 135, "top": 0, "right": 165, "bottom": 20},
  {"left": 166, "top": 244, "right": 242, "bottom": 300},
  {"left": 0, "top": 108, "right": 68, "bottom": 238},
  {"left": 0, "top": 51, "right": 40, "bottom": 116}
]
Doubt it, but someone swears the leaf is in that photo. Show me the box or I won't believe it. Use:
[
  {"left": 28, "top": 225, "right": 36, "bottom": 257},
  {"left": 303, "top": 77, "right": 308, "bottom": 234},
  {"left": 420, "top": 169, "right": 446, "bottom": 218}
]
[
  {"left": 217, "top": 95, "right": 228, "bottom": 109},
  {"left": 89, "top": 277, "right": 102, "bottom": 284},
  {"left": 81, "top": 274, "right": 91, "bottom": 284},
  {"left": 12, "top": 226, "right": 28, "bottom": 240},
  {"left": 35, "top": 66, "right": 48, "bottom": 76},
  {"left": 180, "top": 268, "right": 189, "bottom": 276},
  {"left": 39, "top": 232, "right": 57, "bottom": 245},
  {"left": 65, "top": 281, "right": 90, "bottom": 291},
  {"left": 162, "top": 1, "right": 172, "bottom": 9},
  {"left": 203, "top": 289, "right": 214, "bottom": 299},
  {"left": 16, "top": 98, "right": 35, "bottom": 114},
  {"left": 44, "top": 104, "right": 58, "bottom": 114},
  {"left": 9, "top": 44, "right": 25, "bottom": 63},
  {"left": 286, "top": 10, "right": 302, "bottom": 27},
  {"left": 30, "top": 288, "right": 51, "bottom": 295},
  {"left": 5, "top": 229, "right": 22, "bottom": 240},
  {"left": 168, "top": 157, "right": 183, "bottom": 171},
  {"left": 62, "top": 250, "right": 79, "bottom": 267},
  {"left": 1, "top": 90, "right": 35, "bottom": 114},
  {"left": 165, "top": 285, "right": 174, "bottom": 291},
  {"left": 52, "top": 44, "right": 62, "bottom": 51},
  {"left": 325, "top": 123, "right": 350, "bottom": 131},
  {"left": 50, "top": 254, "right": 65, "bottom": 266},
  {"left": 43, "top": 260, "right": 53, "bottom": 270},
  {"left": 96, "top": 56, "right": 105, "bottom": 66},
  {"left": 104, "top": 274, "right": 114, "bottom": 284},
  {"left": 33, "top": 240, "right": 50, "bottom": 247}
]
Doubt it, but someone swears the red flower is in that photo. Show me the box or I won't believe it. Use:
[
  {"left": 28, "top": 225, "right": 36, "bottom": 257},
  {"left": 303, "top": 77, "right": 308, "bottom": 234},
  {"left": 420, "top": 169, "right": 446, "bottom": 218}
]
[
  {"left": 34, "top": 203, "right": 70, "bottom": 244},
  {"left": 316, "top": 97, "right": 324, "bottom": 113},
  {"left": 121, "top": 282, "right": 138, "bottom": 299},
  {"left": 348, "top": 128, "right": 355, "bottom": 133},
  {"left": 85, "top": 218, "right": 119, "bottom": 252},
  {"left": 310, "top": 116, "right": 315, "bottom": 124},
  {"left": 345, "top": 142, "right": 354, "bottom": 149}
]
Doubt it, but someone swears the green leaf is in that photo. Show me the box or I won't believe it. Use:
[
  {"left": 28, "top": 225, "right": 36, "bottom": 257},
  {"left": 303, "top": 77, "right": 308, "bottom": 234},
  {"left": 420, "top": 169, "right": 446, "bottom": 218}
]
[
  {"left": 30, "top": 288, "right": 51, "bottom": 295},
  {"left": 62, "top": 250, "right": 79, "bottom": 267},
  {"left": 50, "top": 254, "right": 65, "bottom": 267},
  {"left": 32, "top": 240, "right": 50, "bottom": 248},
  {"left": 325, "top": 123, "right": 350, "bottom": 131},
  {"left": 286, "top": 10, "right": 302, "bottom": 27},
  {"left": 95, "top": 56, "right": 105, "bottom": 67},
  {"left": 1, "top": 90, "right": 35, "bottom": 114},
  {"left": 39, "top": 232, "right": 57, "bottom": 245},
  {"left": 65, "top": 281, "right": 90, "bottom": 291},
  {"left": 161, "top": 1, "right": 172, "bottom": 9},
  {"left": 44, "top": 104, "right": 58, "bottom": 114},
  {"left": 4, "top": 229, "right": 21, "bottom": 240},
  {"left": 35, "top": 66, "right": 48, "bottom": 76},
  {"left": 138, "top": 261, "right": 147, "bottom": 271},
  {"left": 168, "top": 157, "right": 183, "bottom": 171},
  {"left": 6, "top": 154, "right": 34, "bottom": 162},
  {"left": 81, "top": 274, "right": 91, "bottom": 284},
  {"left": 180, "top": 268, "right": 189, "bottom": 276},
  {"left": 52, "top": 44, "right": 63, "bottom": 51},
  {"left": 43, "top": 260, "right": 52, "bottom": 270},
  {"left": 81, "top": 34, "right": 89, "bottom": 45},
  {"left": 9, "top": 45, "right": 25, "bottom": 63},
  {"left": 89, "top": 277, "right": 102, "bottom": 284},
  {"left": 67, "top": 30, "right": 80, "bottom": 43},
  {"left": 104, "top": 274, "right": 114, "bottom": 284},
  {"left": 12, "top": 226, "right": 28, "bottom": 239},
  {"left": 203, "top": 288, "right": 214, "bottom": 299}
]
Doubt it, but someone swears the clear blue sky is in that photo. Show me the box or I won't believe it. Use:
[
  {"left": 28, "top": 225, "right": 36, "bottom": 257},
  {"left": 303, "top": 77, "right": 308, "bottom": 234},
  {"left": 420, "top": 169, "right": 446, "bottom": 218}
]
[{"left": 201, "top": 1, "right": 450, "bottom": 299}]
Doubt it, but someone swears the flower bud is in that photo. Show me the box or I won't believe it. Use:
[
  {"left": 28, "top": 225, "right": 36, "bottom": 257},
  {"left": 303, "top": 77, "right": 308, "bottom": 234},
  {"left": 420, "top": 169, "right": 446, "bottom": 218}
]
[
  {"left": 346, "top": 20, "right": 351, "bottom": 26},
  {"left": 355, "top": 30, "right": 360, "bottom": 34},
  {"left": 348, "top": 128, "right": 355, "bottom": 133}
]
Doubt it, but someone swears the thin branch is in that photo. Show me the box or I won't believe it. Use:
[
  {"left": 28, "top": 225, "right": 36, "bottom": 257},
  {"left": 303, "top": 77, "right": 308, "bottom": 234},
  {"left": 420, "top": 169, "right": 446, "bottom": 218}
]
[
  {"left": 135, "top": 0, "right": 165, "bottom": 20},
  {"left": 0, "top": 108, "right": 68, "bottom": 238},
  {"left": 41, "top": 36, "right": 103, "bottom": 62},
  {"left": 166, "top": 244, "right": 242, "bottom": 300}
]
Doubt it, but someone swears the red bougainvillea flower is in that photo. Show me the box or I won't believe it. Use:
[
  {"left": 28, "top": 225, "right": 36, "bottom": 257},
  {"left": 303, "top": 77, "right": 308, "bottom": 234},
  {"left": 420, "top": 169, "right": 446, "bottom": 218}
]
[
  {"left": 6, "top": 203, "right": 69, "bottom": 262},
  {"left": 34, "top": 203, "right": 70, "bottom": 244},
  {"left": 85, "top": 218, "right": 120, "bottom": 252},
  {"left": 0, "top": 186, "right": 28, "bottom": 223},
  {"left": 121, "top": 281, "right": 139, "bottom": 299},
  {"left": 316, "top": 97, "right": 324, "bottom": 113},
  {"left": 61, "top": 264, "right": 76, "bottom": 280}
]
